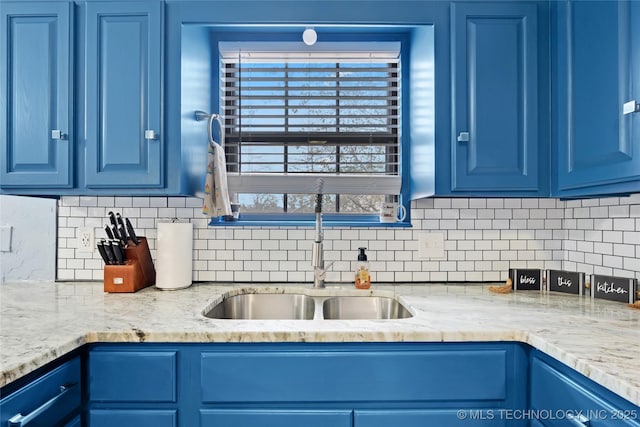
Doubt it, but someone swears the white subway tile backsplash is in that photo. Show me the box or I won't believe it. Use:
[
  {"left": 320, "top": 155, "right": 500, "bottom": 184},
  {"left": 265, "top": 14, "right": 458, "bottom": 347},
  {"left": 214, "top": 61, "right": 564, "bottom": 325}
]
[
  {"left": 584, "top": 252, "right": 603, "bottom": 266},
  {"left": 613, "top": 218, "right": 636, "bottom": 231},
  {"left": 114, "top": 196, "right": 133, "bottom": 207},
  {"left": 609, "top": 205, "right": 630, "bottom": 217},
  {"left": 458, "top": 214, "right": 476, "bottom": 227},
  {"left": 603, "top": 231, "right": 623, "bottom": 244},
  {"left": 149, "top": 197, "right": 168, "bottom": 208},
  {"left": 433, "top": 198, "right": 451, "bottom": 209},
  {"left": 504, "top": 199, "right": 521, "bottom": 208},
  {"left": 469, "top": 199, "right": 487, "bottom": 208},
  {"left": 602, "top": 255, "right": 622, "bottom": 269},
  {"left": 581, "top": 198, "right": 600, "bottom": 207},
  {"left": 451, "top": 199, "right": 469, "bottom": 209},
  {"left": 569, "top": 251, "right": 585, "bottom": 263},
  {"left": 475, "top": 219, "right": 492, "bottom": 229},
  {"left": 56, "top": 196, "right": 640, "bottom": 282},
  {"left": 623, "top": 231, "right": 640, "bottom": 244}
]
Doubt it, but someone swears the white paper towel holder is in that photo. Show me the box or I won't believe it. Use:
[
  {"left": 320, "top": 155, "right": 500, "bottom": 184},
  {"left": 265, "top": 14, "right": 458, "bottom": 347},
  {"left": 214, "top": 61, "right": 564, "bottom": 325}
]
[{"left": 155, "top": 221, "right": 193, "bottom": 290}]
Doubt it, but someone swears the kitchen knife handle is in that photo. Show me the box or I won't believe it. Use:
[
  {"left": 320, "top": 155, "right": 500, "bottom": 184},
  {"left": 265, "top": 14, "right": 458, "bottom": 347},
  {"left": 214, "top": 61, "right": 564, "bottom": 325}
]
[
  {"left": 103, "top": 241, "right": 117, "bottom": 265},
  {"left": 96, "top": 241, "right": 111, "bottom": 265},
  {"left": 104, "top": 225, "right": 114, "bottom": 240},
  {"left": 125, "top": 218, "right": 139, "bottom": 245},
  {"left": 111, "top": 225, "right": 120, "bottom": 241},
  {"left": 108, "top": 211, "right": 118, "bottom": 227},
  {"left": 111, "top": 241, "right": 125, "bottom": 265},
  {"left": 116, "top": 213, "right": 128, "bottom": 242},
  {"left": 118, "top": 225, "right": 128, "bottom": 245}
]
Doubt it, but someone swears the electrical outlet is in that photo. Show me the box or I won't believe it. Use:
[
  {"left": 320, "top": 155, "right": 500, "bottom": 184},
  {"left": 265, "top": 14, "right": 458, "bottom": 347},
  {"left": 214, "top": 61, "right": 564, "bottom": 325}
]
[
  {"left": 417, "top": 231, "right": 445, "bottom": 260},
  {"left": 77, "top": 227, "right": 95, "bottom": 252}
]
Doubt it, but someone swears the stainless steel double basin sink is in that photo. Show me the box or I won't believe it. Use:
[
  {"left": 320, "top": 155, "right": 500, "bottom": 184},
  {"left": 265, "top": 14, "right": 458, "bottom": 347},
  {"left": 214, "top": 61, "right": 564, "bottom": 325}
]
[{"left": 203, "top": 290, "right": 413, "bottom": 320}]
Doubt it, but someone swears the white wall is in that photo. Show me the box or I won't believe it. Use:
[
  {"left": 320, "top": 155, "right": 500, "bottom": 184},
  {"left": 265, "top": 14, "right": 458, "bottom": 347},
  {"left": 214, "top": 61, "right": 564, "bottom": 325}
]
[
  {"left": 56, "top": 194, "right": 640, "bottom": 283},
  {"left": 0, "top": 195, "right": 57, "bottom": 283}
]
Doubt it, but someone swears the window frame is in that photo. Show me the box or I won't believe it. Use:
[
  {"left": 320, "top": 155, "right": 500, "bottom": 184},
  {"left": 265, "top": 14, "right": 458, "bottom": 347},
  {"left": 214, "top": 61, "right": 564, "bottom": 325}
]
[{"left": 207, "top": 29, "right": 413, "bottom": 227}]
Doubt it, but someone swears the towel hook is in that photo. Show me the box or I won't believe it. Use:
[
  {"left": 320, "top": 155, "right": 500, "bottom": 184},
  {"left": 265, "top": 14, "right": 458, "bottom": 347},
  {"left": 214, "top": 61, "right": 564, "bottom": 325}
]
[{"left": 194, "top": 110, "right": 225, "bottom": 149}]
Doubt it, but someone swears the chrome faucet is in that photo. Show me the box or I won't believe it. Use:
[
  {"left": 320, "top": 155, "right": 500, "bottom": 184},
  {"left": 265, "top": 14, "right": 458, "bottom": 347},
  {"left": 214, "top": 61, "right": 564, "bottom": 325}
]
[{"left": 312, "top": 180, "right": 326, "bottom": 288}]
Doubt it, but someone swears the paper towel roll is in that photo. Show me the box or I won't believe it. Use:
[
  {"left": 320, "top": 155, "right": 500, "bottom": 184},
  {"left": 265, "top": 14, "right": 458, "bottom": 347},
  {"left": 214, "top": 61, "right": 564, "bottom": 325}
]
[{"left": 156, "top": 222, "right": 193, "bottom": 290}]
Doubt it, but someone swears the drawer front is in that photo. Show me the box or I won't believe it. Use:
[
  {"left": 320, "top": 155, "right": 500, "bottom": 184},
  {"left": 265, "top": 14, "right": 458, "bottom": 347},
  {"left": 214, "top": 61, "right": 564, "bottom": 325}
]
[
  {"left": 89, "top": 409, "right": 177, "bottom": 427},
  {"left": 201, "top": 409, "right": 352, "bottom": 427},
  {"left": 531, "top": 355, "right": 640, "bottom": 427},
  {"left": 355, "top": 409, "right": 508, "bottom": 427},
  {"left": 201, "top": 348, "right": 508, "bottom": 403},
  {"left": 0, "top": 357, "right": 81, "bottom": 427},
  {"left": 89, "top": 350, "right": 177, "bottom": 402}
]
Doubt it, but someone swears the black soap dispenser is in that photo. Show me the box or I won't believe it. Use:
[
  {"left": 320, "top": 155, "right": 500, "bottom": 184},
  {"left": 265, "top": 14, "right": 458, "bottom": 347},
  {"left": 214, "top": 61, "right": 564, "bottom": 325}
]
[{"left": 355, "top": 247, "right": 371, "bottom": 289}]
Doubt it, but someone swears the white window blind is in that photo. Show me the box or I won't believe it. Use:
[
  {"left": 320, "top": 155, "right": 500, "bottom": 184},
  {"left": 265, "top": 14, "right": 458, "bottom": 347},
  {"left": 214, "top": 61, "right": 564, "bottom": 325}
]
[{"left": 219, "top": 42, "right": 402, "bottom": 211}]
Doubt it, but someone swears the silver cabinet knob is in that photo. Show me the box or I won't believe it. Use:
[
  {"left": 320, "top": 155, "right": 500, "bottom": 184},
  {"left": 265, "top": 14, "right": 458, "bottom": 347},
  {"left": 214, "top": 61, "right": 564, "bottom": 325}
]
[
  {"left": 457, "top": 132, "right": 469, "bottom": 142},
  {"left": 623, "top": 100, "right": 639, "bottom": 115},
  {"left": 144, "top": 130, "right": 158, "bottom": 140},
  {"left": 51, "top": 130, "right": 66, "bottom": 140}
]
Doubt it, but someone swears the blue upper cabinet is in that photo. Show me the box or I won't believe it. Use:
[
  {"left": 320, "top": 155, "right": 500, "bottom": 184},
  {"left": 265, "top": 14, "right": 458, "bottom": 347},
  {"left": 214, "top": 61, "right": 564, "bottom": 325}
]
[
  {"left": 447, "top": 2, "right": 549, "bottom": 196},
  {"left": 84, "top": 0, "right": 163, "bottom": 189},
  {"left": 553, "top": 0, "right": 640, "bottom": 197},
  {"left": 0, "top": 2, "right": 73, "bottom": 189}
]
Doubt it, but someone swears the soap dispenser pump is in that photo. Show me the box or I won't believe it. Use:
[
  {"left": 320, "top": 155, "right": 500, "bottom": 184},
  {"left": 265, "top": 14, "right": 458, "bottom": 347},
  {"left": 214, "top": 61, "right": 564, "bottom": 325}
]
[{"left": 355, "top": 247, "right": 371, "bottom": 289}]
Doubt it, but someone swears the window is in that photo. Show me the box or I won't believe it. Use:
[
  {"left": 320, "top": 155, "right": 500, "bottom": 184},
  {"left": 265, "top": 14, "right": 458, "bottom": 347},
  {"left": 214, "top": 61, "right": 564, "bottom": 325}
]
[{"left": 219, "top": 41, "right": 403, "bottom": 217}]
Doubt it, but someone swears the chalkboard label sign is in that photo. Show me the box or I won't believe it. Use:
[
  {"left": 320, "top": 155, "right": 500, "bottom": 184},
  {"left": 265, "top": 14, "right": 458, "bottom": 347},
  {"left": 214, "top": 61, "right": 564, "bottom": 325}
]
[
  {"left": 510, "top": 269, "right": 543, "bottom": 291},
  {"left": 591, "top": 274, "right": 637, "bottom": 303},
  {"left": 547, "top": 270, "right": 585, "bottom": 295}
]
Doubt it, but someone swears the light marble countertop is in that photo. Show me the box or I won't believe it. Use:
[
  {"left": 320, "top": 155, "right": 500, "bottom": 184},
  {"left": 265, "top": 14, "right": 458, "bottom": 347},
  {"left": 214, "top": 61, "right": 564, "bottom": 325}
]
[{"left": 1, "top": 281, "right": 639, "bottom": 407}]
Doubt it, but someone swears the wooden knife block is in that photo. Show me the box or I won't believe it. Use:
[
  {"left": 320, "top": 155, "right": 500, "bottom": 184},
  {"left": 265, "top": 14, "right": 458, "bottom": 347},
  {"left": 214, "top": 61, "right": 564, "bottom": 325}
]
[{"left": 104, "top": 237, "right": 156, "bottom": 293}]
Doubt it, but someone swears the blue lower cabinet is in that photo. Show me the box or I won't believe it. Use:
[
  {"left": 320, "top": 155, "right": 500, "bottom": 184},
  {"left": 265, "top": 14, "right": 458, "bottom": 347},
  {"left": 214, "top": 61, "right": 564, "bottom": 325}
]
[
  {"left": 354, "top": 409, "right": 509, "bottom": 427},
  {"left": 200, "top": 347, "right": 512, "bottom": 403},
  {"left": 89, "top": 350, "right": 177, "bottom": 403},
  {"left": 530, "top": 351, "right": 640, "bottom": 427},
  {"left": 0, "top": 357, "right": 81, "bottom": 427},
  {"left": 80, "top": 342, "right": 636, "bottom": 427},
  {"left": 200, "top": 409, "right": 352, "bottom": 427},
  {"left": 87, "top": 347, "right": 180, "bottom": 427},
  {"left": 89, "top": 409, "right": 177, "bottom": 427}
]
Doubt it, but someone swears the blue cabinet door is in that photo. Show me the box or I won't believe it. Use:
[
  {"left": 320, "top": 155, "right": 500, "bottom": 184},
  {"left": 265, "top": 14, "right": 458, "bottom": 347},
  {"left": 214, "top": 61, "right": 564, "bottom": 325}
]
[
  {"left": 200, "top": 347, "right": 514, "bottom": 404},
  {"left": 89, "top": 409, "right": 177, "bottom": 427},
  {"left": 201, "top": 409, "right": 352, "bottom": 427},
  {"left": 355, "top": 409, "right": 509, "bottom": 427},
  {"left": 84, "top": 1, "right": 163, "bottom": 189},
  {"left": 554, "top": 0, "right": 640, "bottom": 196},
  {"left": 88, "top": 350, "right": 177, "bottom": 403},
  {"left": 0, "top": 357, "right": 81, "bottom": 427},
  {"left": 530, "top": 351, "right": 640, "bottom": 427},
  {"left": 0, "top": 2, "right": 73, "bottom": 189},
  {"left": 450, "top": 2, "right": 545, "bottom": 194}
]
